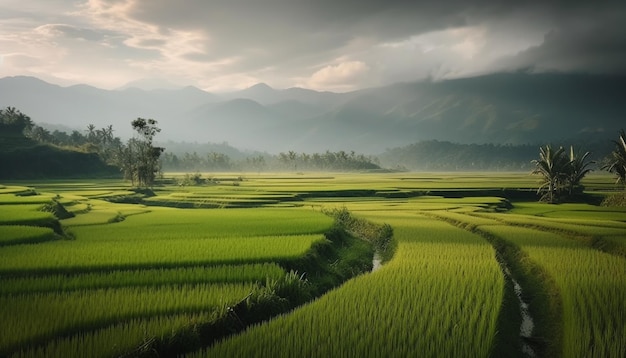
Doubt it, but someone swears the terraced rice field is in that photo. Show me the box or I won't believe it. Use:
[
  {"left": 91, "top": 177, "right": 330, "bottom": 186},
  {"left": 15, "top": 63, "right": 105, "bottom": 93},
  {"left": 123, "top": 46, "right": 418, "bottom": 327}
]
[
  {"left": 197, "top": 213, "right": 504, "bottom": 358},
  {"left": 1, "top": 173, "right": 624, "bottom": 357},
  {"left": 0, "top": 186, "right": 335, "bottom": 357}
]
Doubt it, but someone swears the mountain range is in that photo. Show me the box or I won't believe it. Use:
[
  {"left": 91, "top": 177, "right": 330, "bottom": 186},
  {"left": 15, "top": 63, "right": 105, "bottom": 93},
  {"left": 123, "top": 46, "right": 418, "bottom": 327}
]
[{"left": 1, "top": 73, "right": 624, "bottom": 154}]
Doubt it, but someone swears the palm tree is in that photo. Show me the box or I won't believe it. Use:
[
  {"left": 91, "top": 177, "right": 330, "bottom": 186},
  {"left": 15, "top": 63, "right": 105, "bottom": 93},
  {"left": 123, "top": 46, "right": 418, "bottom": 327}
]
[
  {"left": 566, "top": 146, "right": 594, "bottom": 195},
  {"left": 603, "top": 129, "right": 626, "bottom": 187},
  {"left": 30, "top": 126, "right": 51, "bottom": 143},
  {"left": 532, "top": 145, "right": 570, "bottom": 203},
  {"left": 0, "top": 107, "right": 33, "bottom": 134},
  {"left": 85, "top": 124, "right": 97, "bottom": 143}
]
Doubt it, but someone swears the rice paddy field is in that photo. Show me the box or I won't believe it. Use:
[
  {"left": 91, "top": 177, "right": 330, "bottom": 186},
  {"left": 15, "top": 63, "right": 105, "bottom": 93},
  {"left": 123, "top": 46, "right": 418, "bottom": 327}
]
[{"left": 0, "top": 172, "right": 624, "bottom": 357}]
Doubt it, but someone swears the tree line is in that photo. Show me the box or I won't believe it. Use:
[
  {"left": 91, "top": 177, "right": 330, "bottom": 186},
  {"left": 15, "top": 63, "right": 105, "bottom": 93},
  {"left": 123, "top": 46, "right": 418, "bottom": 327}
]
[
  {"left": 379, "top": 141, "right": 539, "bottom": 171},
  {"left": 160, "top": 150, "right": 381, "bottom": 172}
]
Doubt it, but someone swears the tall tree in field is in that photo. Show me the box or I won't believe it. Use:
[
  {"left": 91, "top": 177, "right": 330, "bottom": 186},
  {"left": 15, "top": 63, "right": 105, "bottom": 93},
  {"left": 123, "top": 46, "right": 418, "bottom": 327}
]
[
  {"left": 532, "top": 145, "right": 570, "bottom": 203},
  {"left": 603, "top": 129, "right": 626, "bottom": 187},
  {"left": 566, "top": 146, "right": 594, "bottom": 195},
  {"left": 119, "top": 118, "right": 164, "bottom": 187}
]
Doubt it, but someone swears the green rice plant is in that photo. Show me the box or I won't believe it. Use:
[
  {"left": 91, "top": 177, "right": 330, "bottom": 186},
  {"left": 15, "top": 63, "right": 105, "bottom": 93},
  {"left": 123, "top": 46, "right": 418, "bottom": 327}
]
[
  {"left": 510, "top": 202, "right": 626, "bottom": 216},
  {"left": 481, "top": 225, "right": 626, "bottom": 357},
  {"left": 0, "top": 204, "right": 57, "bottom": 227},
  {"left": 0, "top": 194, "right": 55, "bottom": 204},
  {"left": 534, "top": 216, "right": 626, "bottom": 230},
  {"left": 193, "top": 215, "right": 504, "bottom": 358},
  {"left": 61, "top": 202, "right": 90, "bottom": 214},
  {"left": 61, "top": 200, "right": 151, "bottom": 226},
  {"left": 425, "top": 210, "right": 501, "bottom": 229},
  {"left": 0, "top": 225, "right": 57, "bottom": 246},
  {"left": 144, "top": 195, "right": 283, "bottom": 208},
  {"left": 0, "top": 264, "right": 285, "bottom": 295},
  {"left": 0, "top": 186, "right": 32, "bottom": 195},
  {"left": 66, "top": 207, "right": 333, "bottom": 242},
  {"left": 0, "top": 283, "right": 254, "bottom": 354},
  {"left": 0, "top": 234, "right": 326, "bottom": 275},
  {"left": 484, "top": 213, "right": 626, "bottom": 237},
  {"left": 12, "top": 312, "right": 216, "bottom": 358},
  {"left": 541, "top": 210, "right": 626, "bottom": 222},
  {"left": 60, "top": 208, "right": 124, "bottom": 226}
]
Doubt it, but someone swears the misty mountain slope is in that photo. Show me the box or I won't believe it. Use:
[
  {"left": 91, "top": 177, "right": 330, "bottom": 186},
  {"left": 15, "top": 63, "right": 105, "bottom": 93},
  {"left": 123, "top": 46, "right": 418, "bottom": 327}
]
[
  {"left": 422, "top": 73, "right": 626, "bottom": 141},
  {"left": 227, "top": 83, "right": 278, "bottom": 104},
  {"left": 190, "top": 98, "right": 283, "bottom": 128},
  {"left": 0, "top": 76, "right": 217, "bottom": 139},
  {"left": 186, "top": 98, "right": 291, "bottom": 149},
  {"left": 1, "top": 73, "right": 624, "bottom": 154},
  {"left": 267, "top": 100, "right": 328, "bottom": 121},
  {"left": 222, "top": 83, "right": 351, "bottom": 107},
  {"left": 305, "top": 73, "right": 626, "bottom": 149}
]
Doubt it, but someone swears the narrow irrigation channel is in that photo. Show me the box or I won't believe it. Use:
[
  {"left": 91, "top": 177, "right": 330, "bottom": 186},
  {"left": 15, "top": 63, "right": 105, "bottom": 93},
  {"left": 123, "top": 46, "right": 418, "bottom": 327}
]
[
  {"left": 499, "top": 256, "right": 536, "bottom": 357},
  {"left": 128, "top": 211, "right": 391, "bottom": 357},
  {"left": 423, "top": 213, "right": 548, "bottom": 358},
  {"left": 372, "top": 252, "right": 383, "bottom": 272}
]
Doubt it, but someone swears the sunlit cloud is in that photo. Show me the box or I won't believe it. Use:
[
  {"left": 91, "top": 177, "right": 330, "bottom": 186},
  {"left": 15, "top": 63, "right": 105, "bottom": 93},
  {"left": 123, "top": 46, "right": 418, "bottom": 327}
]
[{"left": 307, "top": 61, "right": 371, "bottom": 91}]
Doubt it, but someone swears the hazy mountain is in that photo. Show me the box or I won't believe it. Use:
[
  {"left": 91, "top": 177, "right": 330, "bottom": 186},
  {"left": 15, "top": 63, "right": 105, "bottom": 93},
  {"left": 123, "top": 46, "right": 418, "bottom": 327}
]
[
  {"left": 268, "top": 100, "right": 328, "bottom": 121},
  {"left": 1, "top": 73, "right": 624, "bottom": 154},
  {"left": 117, "top": 78, "right": 184, "bottom": 91},
  {"left": 227, "top": 83, "right": 278, "bottom": 104},
  {"left": 0, "top": 76, "right": 218, "bottom": 140}
]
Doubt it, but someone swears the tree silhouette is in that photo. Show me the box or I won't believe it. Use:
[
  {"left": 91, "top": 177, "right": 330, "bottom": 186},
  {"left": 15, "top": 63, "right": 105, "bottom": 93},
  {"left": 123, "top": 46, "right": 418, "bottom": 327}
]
[
  {"left": 0, "top": 107, "right": 33, "bottom": 134},
  {"left": 566, "top": 146, "right": 594, "bottom": 195},
  {"left": 603, "top": 129, "right": 626, "bottom": 187},
  {"left": 532, "top": 145, "right": 570, "bottom": 203}
]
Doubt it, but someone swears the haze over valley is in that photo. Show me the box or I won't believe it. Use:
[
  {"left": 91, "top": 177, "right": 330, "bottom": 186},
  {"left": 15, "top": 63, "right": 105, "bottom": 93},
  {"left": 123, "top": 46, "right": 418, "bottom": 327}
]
[{"left": 2, "top": 72, "right": 624, "bottom": 155}]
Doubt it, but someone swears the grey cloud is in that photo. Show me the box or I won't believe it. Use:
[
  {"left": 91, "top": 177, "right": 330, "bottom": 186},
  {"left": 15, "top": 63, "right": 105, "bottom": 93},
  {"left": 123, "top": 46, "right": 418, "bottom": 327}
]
[
  {"left": 120, "top": 0, "right": 626, "bottom": 78},
  {"left": 495, "top": 5, "right": 626, "bottom": 75},
  {"left": 182, "top": 51, "right": 214, "bottom": 62},
  {"left": 31, "top": 23, "right": 160, "bottom": 61},
  {"left": 37, "top": 24, "right": 106, "bottom": 42},
  {"left": 135, "top": 38, "right": 168, "bottom": 48},
  {"left": 4, "top": 0, "right": 626, "bottom": 90}
]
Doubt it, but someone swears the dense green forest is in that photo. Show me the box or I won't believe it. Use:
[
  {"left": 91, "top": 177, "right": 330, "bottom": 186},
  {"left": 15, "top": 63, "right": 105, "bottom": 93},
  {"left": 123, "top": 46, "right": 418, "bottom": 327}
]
[{"left": 0, "top": 108, "right": 118, "bottom": 179}]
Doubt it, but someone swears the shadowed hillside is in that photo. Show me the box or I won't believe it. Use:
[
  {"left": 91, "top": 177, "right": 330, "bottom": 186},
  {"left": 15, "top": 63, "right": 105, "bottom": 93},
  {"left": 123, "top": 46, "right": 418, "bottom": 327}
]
[{"left": 0, "top": 133, "right": 119, "bottom": 179}]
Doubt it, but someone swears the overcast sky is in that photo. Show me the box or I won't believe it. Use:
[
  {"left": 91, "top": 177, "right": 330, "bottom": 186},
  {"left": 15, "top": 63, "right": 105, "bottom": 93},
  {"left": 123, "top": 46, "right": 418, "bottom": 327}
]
[{"left": 1, "top": 0, "right": 625, "bottom": 92}]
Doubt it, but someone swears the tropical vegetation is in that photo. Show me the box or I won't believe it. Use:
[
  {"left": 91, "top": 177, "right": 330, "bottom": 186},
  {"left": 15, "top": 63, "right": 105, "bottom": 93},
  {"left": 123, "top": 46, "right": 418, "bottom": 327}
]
[
  {"left": 603, "top": 129, "right": 626, "bottom": 187},
  {"left": 531, "top": 144, "right": 594, "bottom": 203}
]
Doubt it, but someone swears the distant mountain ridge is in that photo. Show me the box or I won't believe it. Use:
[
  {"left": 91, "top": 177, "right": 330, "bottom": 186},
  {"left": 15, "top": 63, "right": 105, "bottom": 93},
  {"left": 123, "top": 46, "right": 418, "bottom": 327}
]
[{"left": 1, "top": 73, "right": 624, "bottom": 153}]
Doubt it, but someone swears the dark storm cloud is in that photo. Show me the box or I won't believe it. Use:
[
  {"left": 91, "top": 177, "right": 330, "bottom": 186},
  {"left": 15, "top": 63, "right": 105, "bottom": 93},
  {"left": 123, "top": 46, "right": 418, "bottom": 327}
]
[
  {"left": 120, "top": 0, "right": 626, "bottom": 76},
  {"left": 500, "top": 5, "right": 626, "bottom": 74}
]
